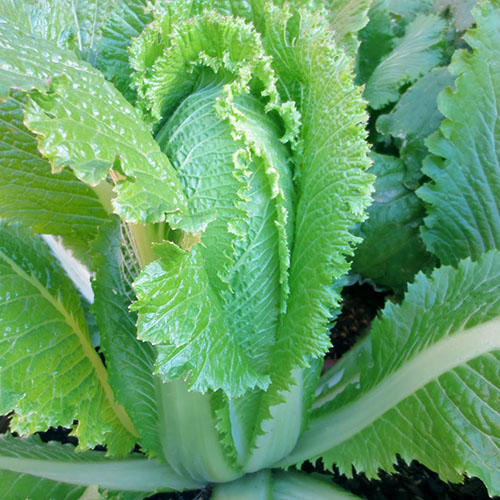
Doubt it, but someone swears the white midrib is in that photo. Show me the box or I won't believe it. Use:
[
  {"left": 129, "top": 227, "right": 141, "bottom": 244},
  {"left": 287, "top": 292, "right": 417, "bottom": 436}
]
[
  {"left": 0, "top": 455, "right": 202, "bottom": 491},
  {"left": 280, "top": 315, "right": 500, "bottom": 466},
  {"left": 0, "top": 250, "right": 137, "bottom": 437}
]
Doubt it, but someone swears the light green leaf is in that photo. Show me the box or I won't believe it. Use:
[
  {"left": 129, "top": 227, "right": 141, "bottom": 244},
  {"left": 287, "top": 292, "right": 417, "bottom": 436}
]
[
  {"left": 282, "top": 251, "right": 500, "bottom": 496},
  {"left": 222, "top": 4, "right": 373, "bottom": 470},
  {"left": 0, "top": 434, "right": 202, "bottom": 498},
  {"left": 0, "top": 0, "right": 118, "bottom": 59},
  {"left": 153, "top": 379, "right": 240, "bottom": 484},
  {"left": 0, "top": 224, "right": 136, "bottom": 455},
  {"left": 0, "top": 20, "right": 200, "bottom": 231},
  {"left": 352, "top": 153, "right": 435, "bottom": 290},
  {"left": 417, "top": 0, "right": 500, "bottom": 265},
  {"left": 131, "top": 9, "right": 296, "bottom": 397},
  {"left": 364, "top": 13, "right": 445, "bottom": 109},
  {"left": 262, "top": 4, "right": 373, "bottom": 386},
  {"left": 132, "top": 242, "right": 271, "bottom": 396},
  {"left": 0, "top": 93, "right": 109, "bottom": 253},
  {"left": 325, "top": 0, "right": 372, "bottom": 55}
]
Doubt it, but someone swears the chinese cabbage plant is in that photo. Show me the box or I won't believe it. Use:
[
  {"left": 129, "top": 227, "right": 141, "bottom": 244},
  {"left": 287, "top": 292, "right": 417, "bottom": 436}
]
[{"left": 0, "top": 0, "right": 498, "bottom": 499}]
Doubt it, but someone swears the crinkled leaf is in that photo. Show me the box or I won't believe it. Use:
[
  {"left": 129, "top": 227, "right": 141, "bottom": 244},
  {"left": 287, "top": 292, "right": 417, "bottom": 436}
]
[
  {"left": 417, "top": 0, "right": 500, "bottom": 265},
  {"left": 352, "top": 153, "right": 435, "bottom": 290},
  {"left": 131, "top": 9, "right": 296, "bottom": 397},
  {"left": 364, "top": 13, "right": 445, "bottom": 109},
  {"left": 0, "top": 93, "right": 109, "bottom": 253},
  {"left": 283, "top": 251, "right": 500, "bottom": 496},
  {"left": 0, "top": 20, "right": 200, "bottom": 231},
  {"left": 0, "top": 224, "right": 136, "bottom": 455}
]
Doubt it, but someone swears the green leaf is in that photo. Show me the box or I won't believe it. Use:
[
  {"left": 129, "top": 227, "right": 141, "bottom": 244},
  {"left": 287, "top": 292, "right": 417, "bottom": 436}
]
[
  {"left": 325, "top": 0, "right": 372, "bottom": 55},
  {"left": 376, "top": 66, "right": 455, "bottom": 143},
  {"left": 0, "top": 224, "right": 136, "bottom": 455},
  {"left": 91, "top": 219, "right": 164, "bottom": 459},
  {"left": 96, "top": 0, "right": 152, "bottom": 102},
  {"left": 355, "top": 0, "right": 397, "bottom": 84},
  {"left": 133, "top": 242, "right": 271, "bottom": 396},
  {"left": 364, "top": 13, "right": 446, "bottom": 109},
  {"left": 282, "top": 250, "right": 500, "bottom": 496},
  {"left": 434, "top": 0, "right": 478, "bottom": 30},
  {"left": 0, "top": 93, "right": 110, "bottom": 252},
  {"left": 376, "top": 67, "right": 455, "bottom": 187},
  {"left": 352, "top": 153, "right": 435, "bottom": 290},
  {"left": 0, "top": 0, "right": 118, "bottom": 59},
  {"left": 0, "top": 20, "right": 199, "bottom": 231},
  {"left": 131, "top": 9, "right": 297, "bottom": 397},
  {"left": 417, "top": 0, "right": 500, "bottom": 265},
  {"left": 0, "top": 434, "right": 203, "bottom": 497},
  {"left": 262, "top": 4, "right": 373, "bottom": 386}
]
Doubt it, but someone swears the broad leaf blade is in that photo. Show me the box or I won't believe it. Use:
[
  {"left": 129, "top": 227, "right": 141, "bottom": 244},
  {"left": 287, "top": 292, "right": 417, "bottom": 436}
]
[
  {"left": 0, "top": 20, "right": 196, "bottom": 231},
  {"left": 0, "top": 0, "right": 118, "bottom": 59},
  {"left": 417, "top": 0, "right": 500, "bottom": 265},
  {"left": 0, "top": 224, "right": 136, "bottom": 455},
  {"left": 0, "top": 93, "right": 109, "bottom": 253},
  {"left": 283, "top": 251, "right": 500, "bottom": 496},
  {"left": 96, "top": 0, "right": 152, "bottom": 101},
  {"left": 364, "top": 14, "right": 445, "bottom": 109},
  {"left": 352, "top": 153, "right": 435, "bottom": 290}
]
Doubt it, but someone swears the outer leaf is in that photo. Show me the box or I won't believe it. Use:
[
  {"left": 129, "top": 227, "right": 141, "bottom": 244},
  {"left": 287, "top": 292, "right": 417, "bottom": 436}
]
[
  {"left": 376, "top": 67, "right": 455, "bottom": 187},
  {"left": 352, "top": 153, "right": 435, "bottom": 290},
  {"left": 96, "top": 0, "right": 152, "bottom": 101},
  {"left": 0, "top": 434, "right": 202, "bottom": 498},
  {"left": 0, "top": 224, "right": 136, "bottom": 455},
  {"left": 91, "top": 219, "right": 164, "bottom": 459},
  {"left": 364, "top": 14, "right": 445, "bottom": 109},
  {"left": 0, "top": 0, "right": 117, "bottom": 59},
  {"left": 325, "top": 0, "right": 371, "bottom": 55},
  {"left": 0, "top": 93, "right": 109, "bottom": 252},
  {"left": 355, "top": 0, "right": 396, "bottom": 84},
  {"left": 0, "top": 20, "right": 201, "bottom": 231},
  {"left": 417, "top": 0, "right": 500, "bottom": 265},
  {"left": 282, "top": 251, "right": 500, "bottom": 496}
]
